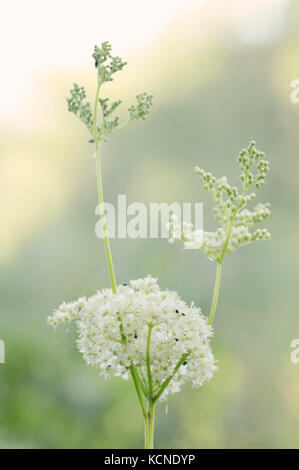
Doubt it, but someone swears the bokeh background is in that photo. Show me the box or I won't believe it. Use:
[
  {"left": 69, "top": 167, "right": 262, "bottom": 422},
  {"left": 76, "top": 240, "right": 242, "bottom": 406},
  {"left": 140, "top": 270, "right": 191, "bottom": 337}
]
[{"left": 1, "top": 0, "right": 298, "bottom": 449}]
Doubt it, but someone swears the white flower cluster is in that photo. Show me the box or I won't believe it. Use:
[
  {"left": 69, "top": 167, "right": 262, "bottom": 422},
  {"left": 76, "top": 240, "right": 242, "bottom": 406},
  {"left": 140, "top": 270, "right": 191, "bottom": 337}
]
[
  {"left": 168, "top": 142, "right": 271, "bottom": 261},
  {"left": 48, "top": 276, "right": 216, "bottom": 401}
]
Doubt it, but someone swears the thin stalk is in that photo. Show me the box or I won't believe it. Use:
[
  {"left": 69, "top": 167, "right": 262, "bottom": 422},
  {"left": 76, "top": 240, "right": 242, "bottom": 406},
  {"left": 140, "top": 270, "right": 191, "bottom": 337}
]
[
  {"left": 208, "top": 182, "right": 248, "bottom": 325},
  {"left": 94, "top": 82, "right": 117, "bottom": 294},
  {"left": 208, "top": 262, "right": 222, "bottom": 325},
  {"left": 135, "top": 369, "right": 150, "bottom": 397},
  {"left": 146, "top": 325, "right": 153, "bottom": 396},
  {"left": 154, "top": 352, "right": 190, "bottom": 404},
  {"left": 144, "top": 399, "right": 156, "bottom": 449},
  {"left": 130, "top": 366, "right": 147, "bottom": 421}
]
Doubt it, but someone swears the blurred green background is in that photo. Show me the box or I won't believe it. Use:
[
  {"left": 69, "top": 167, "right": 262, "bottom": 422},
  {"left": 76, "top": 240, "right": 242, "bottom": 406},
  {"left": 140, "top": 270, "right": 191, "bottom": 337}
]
[{"left": 1, "top": 0, "right": 299, "bottom": 448}]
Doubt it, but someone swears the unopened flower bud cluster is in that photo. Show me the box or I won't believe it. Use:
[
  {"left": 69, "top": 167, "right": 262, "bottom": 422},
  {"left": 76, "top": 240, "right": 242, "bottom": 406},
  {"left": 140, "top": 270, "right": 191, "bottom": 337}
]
[
  {"left": 169, "top": 142, "right": 271, "bottom": 261},
  {"left": 128, "top": 93, "right": 154, "bottom": 121},
  {"left": 66, "top": 42, "right": 153, "bottom": 144}
]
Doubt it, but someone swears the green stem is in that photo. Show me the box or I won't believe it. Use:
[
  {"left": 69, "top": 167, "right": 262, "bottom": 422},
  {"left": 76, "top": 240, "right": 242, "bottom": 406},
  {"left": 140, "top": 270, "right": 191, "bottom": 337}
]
[
  {"left": 95, "top": 153, "right": 118, "bottom": 292},
  {"left": 208, "top": 262, "right": 222, "bottom": 325},
  {"left": 154, "top": 352, "right": 190, "bottom": 403},
  {"left": 144, "top": 399, "right": 156, "bottom": 449},
  {"left": 208, "top": 183, "right": 248, "bottom": 325},
  {"left": 135, "top": 369, "right": 150, "bottom": 397},
  {"left": 143, "top": 351, "right": 191, "bottom": 448},
  {"left": 130, "top": 366, "right": 147, "bottom": 421},
  {"left": 146, "top": 325, "right": 153, "bottom": 396},
  {"left": 94, "top": 83, "right": 117, "bottom": 294}
]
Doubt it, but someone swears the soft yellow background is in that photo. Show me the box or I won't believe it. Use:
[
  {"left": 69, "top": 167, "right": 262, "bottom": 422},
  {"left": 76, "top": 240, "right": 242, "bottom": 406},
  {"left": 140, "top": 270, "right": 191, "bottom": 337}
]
[{"left": 0, "top": 0, "right": 298, "bottom": 448}]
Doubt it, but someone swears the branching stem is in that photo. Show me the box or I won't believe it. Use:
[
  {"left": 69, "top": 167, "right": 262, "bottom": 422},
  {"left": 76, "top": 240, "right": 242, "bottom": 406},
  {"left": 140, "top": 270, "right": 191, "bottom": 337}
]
[{"left": 154, "top": 351, "right": 190, "bottom": 404}]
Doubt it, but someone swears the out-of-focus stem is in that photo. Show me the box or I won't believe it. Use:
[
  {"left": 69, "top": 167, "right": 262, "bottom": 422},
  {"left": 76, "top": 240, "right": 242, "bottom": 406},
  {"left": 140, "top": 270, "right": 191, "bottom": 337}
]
[{"left": 208, "top": 262, "right": 222, "bottom": 325}]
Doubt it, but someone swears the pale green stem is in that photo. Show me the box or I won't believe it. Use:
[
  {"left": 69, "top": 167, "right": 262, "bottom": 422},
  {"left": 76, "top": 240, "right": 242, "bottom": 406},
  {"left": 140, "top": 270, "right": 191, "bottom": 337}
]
[
  {"left": 207, "top": 219, "right": 231, "bottom": 326},
  {"left": 154, "top": 351, "right": 190, "bottom": 404},
  {"left": 130, "top": 366, "right": 147, "bottom": 421},
  {"left": 208, "top": 182, "right": 248, "bottom": 325},
  {"left": 94, "top": 82, "right": 117, "bottom": 294},
  {"left": 135, "top": 369, "right": 149, "bottom": 397},
  {"left": 144, "top": 351, "right": 192, "bottom": 448},
  {"left": 144, "top": 399, "right": 156, "bottom": 449},
  {"left": 146, "top": 325, "right": 153, "bottom": 396},
  {"left": 208, "top": 262, "right": 222, "bottom": 325}
]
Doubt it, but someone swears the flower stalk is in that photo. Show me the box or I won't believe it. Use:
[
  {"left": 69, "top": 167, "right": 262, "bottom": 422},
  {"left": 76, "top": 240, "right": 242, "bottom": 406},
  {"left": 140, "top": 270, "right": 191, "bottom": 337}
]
[
  {"left": 208, "top": 262, "right": 222, "bottom": 325},
  {"left": 144, "top": 399, "right": 156, "bottom": 449},
  {"left": 94, "top": 85, "right": 118, "bottom": 295},
  {"left": 169, "top": 141, "right": 271, "bottom": 325}
]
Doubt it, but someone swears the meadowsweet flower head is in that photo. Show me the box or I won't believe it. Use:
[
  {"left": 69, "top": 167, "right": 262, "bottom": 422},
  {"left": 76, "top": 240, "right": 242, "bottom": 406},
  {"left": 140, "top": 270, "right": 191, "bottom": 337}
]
[
  {"left": 169, "top": 141, "right": 271, "bottom": 262},
  {"left": 48, "top": 276, "right": 216, "bottom": 401}
]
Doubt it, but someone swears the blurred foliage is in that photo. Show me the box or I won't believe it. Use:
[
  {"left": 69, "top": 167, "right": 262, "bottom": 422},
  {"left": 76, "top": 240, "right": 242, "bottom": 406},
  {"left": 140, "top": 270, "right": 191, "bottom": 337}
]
[{"left": 1, "top": 0, "right": 299, "bottom": 448}]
